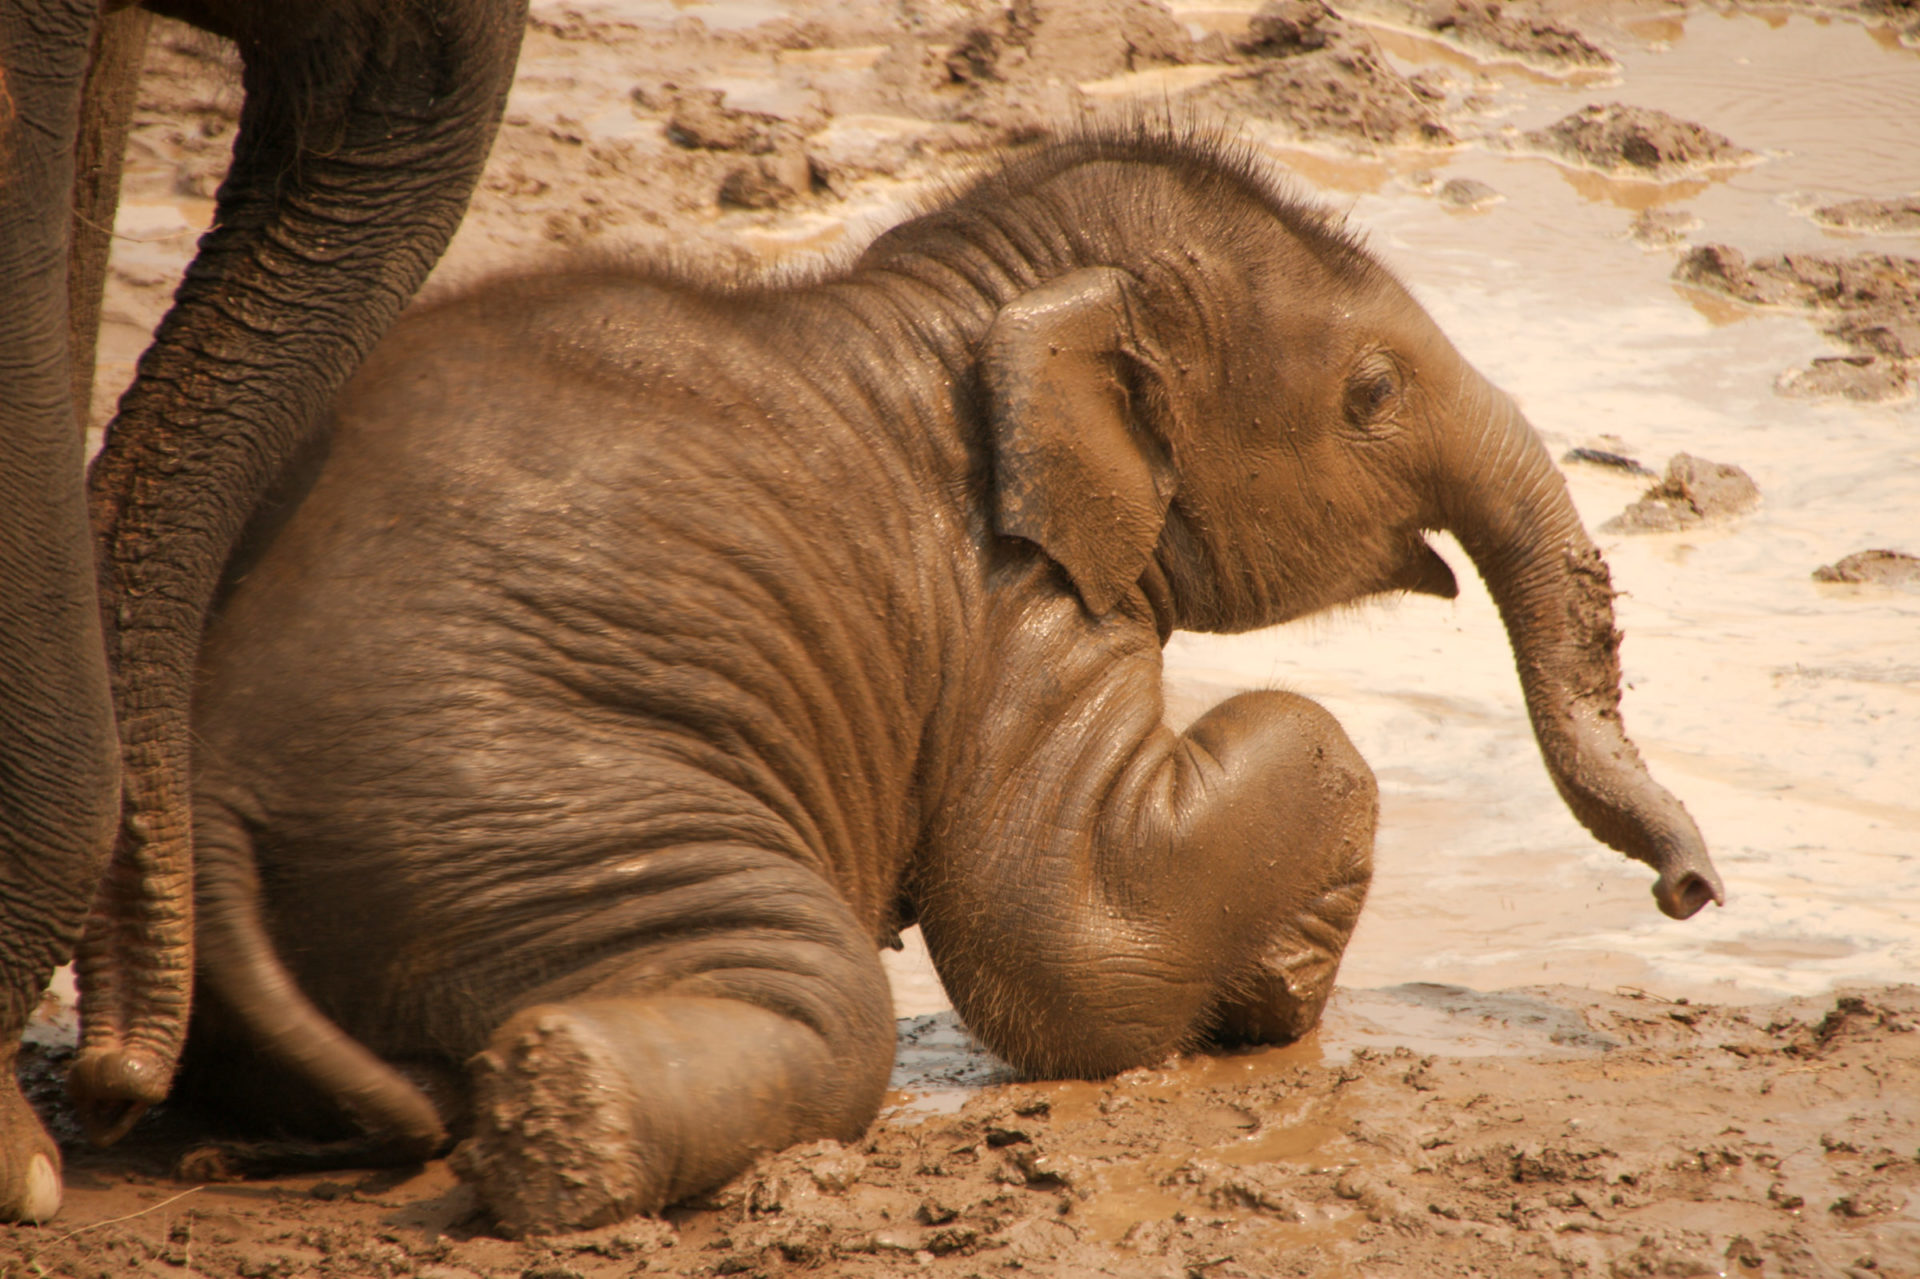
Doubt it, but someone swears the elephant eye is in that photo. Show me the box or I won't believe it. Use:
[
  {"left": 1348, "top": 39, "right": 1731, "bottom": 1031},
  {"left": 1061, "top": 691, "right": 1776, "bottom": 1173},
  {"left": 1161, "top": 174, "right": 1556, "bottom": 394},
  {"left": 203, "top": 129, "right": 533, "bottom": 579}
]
[{"left": 1343, "top": 358, "right": 1401, "bottom": 428}]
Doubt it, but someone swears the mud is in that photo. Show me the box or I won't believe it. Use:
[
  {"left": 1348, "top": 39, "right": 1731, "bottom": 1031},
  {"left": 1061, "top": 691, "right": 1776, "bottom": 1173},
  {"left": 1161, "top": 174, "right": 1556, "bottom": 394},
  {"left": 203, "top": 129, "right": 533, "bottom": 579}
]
[
  {"left": 1517, "top": 102, "right": 1756, "bottom": 180},
  {"left": 1814, "top": 195, "right": 1920, "bottom": 235},
  {"left": 1813, "top": 549, "right": 1920, "bottom": 589},
  {"left": 1601, "top": 453, "right": 1761, "bottom": 534},
  {"left": 1336, "top": 0, "right": 1616, "bottom": 74},
  {"left": 9, "top": 987, "right": 1919, "bottom": 1277},
  {"left": 1675, "top": 245, "right": 1920, "bottom": 402}
]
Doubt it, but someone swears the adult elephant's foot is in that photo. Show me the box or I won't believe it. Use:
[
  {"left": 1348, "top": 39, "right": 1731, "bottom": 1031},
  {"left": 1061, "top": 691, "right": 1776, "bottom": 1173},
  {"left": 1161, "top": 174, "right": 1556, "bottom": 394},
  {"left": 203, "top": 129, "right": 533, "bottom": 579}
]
[
  {"left": 452, "top": 1006, "right": 649, "bottom": 1237},
  {"left": 0, "top": 1072, "right": 62, "bottom": 1223}
]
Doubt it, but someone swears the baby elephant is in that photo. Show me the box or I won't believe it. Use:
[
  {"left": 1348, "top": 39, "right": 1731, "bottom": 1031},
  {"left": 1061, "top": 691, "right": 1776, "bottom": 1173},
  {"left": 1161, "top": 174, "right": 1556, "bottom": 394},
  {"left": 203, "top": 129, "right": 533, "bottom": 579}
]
[{"left": 185, "top": 131, "right": 1722, "bottom": 1234}]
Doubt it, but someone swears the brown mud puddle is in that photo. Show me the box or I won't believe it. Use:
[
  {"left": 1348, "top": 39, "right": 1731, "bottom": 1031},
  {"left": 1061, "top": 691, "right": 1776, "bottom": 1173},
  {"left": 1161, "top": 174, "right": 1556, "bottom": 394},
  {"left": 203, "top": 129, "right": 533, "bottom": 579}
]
[{"left": 10, "top": 986, "right": 1918, "bottom": 1276}]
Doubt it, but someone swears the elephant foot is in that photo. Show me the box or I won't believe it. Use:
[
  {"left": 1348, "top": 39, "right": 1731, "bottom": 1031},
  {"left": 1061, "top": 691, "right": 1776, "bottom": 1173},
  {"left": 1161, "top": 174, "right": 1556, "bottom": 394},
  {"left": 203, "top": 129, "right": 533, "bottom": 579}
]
[
  {"left": 1, "top": 1075, "right": 62, "bottom": 1223},
  {"left": 452, "top": 1007, "right": 652, "bottom": 1238}
]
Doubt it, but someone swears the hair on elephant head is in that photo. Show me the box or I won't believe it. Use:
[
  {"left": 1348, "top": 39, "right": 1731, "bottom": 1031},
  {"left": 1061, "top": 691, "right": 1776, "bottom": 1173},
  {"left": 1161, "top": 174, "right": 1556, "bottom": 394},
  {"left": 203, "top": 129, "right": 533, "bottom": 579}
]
[{"left": 174, "top": 126, "right": 1722, "bottom": 1236}]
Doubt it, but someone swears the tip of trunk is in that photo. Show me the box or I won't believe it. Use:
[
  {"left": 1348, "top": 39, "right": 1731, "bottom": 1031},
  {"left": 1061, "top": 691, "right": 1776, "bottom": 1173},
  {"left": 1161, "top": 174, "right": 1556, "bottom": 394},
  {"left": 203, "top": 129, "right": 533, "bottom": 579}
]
[{"left": 1654, "top": 856, "right": 1725, "bottom": 920}]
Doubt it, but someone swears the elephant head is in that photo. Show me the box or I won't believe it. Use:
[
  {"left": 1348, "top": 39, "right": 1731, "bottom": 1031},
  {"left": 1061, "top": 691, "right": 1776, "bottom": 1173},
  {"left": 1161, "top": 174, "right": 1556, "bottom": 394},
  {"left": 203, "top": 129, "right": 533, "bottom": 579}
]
[{"left": 974, "top": 155, "right": 1723, "bottom": 920}]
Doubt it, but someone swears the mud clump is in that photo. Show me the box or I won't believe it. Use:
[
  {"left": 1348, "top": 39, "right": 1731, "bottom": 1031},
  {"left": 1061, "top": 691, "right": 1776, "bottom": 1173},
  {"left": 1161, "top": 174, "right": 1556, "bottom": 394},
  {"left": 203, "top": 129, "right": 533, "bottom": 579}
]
[
  {"left": 1813, "top": 549, "right": 1920, "bottom": 588},
  {"left": 1814, "top": 194, "right": 1920, "bottom": 235},
  {"left": 1629, "top": 206, "right": 1699, "bottom": 249},
  {"left": 1188, "top": 40, "right": 1456, "bottom": 151},
  {"left": 1236, "top": 0, "right": 1337, "bottom": 55},
  {"left": 1602, "top": 453, "right": 1760, "bottom": 534},
  {"left": 1341, "top": 0, "right": 1615, "bottom": 73},
  {"left": 1675, "top": 245, "right": 1920, "bottom": 401},
  {"left": 1521, "top": 103, "right": 1754, "bottom": 179}
]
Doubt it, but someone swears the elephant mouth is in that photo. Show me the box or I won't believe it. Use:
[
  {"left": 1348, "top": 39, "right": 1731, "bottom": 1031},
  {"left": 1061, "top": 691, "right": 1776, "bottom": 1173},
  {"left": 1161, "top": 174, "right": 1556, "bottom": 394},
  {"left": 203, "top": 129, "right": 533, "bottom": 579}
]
[{"left": 1382, "top": 536, "right": 1459, "bottom": 601}]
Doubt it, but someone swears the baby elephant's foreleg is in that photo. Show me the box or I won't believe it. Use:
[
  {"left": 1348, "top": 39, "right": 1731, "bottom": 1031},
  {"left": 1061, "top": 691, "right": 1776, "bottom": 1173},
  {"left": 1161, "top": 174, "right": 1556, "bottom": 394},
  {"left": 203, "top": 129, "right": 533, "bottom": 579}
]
[
  {"left": 918, "top": 686, "right": 1376, "bottom": 1078},
  {"left": 451, "top": 850, "right": 894, "bottom": 1236}
]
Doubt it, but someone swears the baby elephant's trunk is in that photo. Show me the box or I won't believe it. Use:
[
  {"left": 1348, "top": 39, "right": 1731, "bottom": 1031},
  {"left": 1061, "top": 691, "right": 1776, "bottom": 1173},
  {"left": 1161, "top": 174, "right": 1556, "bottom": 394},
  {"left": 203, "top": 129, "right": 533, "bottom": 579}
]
[{"left": 1438, "top": 382, "right": 1723, "bottom": 919}]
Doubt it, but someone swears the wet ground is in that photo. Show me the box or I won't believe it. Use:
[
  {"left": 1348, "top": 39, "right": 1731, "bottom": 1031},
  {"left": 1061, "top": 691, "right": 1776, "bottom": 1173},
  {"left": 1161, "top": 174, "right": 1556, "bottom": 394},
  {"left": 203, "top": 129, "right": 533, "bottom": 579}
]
[{"left": 15, "top": 0, "right": 1920, "bottom": 1273}]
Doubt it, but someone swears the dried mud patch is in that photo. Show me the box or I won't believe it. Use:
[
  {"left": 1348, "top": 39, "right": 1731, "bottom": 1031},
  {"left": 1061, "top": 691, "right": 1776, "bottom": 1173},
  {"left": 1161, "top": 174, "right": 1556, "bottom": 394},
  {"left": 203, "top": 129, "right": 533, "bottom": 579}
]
[
  {"left": 1515, "top": 102, "right": 1756, "bottom": 180},
  {"left": 1183, "top": 37, "right": 1457, "bottom": 152},
  {"left": 1813, "top": 194, "right": 1920, "bottom": 236},
  {"left": 1335, "top": 0, "right": 1617, "bottom": 75},
  {"left": 9, "top": 987, "right": 1919, "bottom": 1277},
  {"left": 1813, "top": 548, "right": 1920, "bottom": 589},
  {"left": 1675, "top": 245, "right": 1920, "bottom": 402}
]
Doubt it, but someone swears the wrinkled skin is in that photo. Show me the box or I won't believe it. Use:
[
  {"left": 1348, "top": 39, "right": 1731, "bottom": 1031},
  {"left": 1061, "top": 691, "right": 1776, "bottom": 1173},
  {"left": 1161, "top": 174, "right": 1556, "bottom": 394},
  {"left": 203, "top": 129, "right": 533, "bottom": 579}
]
[
  {"left": 0, "top": 0, "right": 524, "bottom": 1223},
  {"left": 185, "top": 134, "right": 1725, "bottom": 1236}
]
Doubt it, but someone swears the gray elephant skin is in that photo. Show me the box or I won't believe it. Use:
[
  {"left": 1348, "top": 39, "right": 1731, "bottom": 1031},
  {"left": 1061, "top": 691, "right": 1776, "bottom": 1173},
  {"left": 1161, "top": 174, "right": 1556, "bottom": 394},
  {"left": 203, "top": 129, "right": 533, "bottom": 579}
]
[
  {"left": 181, "top": 133, "right": 1726, "bottom": 1237},
  {"left": 0, "top": 0, "right": 526, "bottom": 1222}
]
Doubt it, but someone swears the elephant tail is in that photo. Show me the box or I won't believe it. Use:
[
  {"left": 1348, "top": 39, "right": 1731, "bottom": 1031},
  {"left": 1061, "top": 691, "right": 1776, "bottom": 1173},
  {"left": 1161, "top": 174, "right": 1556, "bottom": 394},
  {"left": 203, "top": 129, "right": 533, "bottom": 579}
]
[{"left": 192, "top": 797, "right": 447, "bottom": 1160}]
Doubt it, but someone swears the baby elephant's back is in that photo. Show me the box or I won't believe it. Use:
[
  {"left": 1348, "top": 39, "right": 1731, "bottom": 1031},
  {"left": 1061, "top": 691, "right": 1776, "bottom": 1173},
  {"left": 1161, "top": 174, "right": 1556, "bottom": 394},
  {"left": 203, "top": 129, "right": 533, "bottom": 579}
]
[{"left": 190, "top": 270, "right": 941, "bottom": 1033}]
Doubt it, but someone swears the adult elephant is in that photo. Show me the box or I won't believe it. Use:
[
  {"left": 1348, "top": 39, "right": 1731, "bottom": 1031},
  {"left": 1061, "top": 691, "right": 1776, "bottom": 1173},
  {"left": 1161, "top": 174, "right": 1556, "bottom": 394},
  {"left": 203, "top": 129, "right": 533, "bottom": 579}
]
[
  {"left": 0, "top": 0, "right": 525, "bottom": 1223},
  {"left": 180, "top": 131, "right": 1726, "bottom": 1237}
]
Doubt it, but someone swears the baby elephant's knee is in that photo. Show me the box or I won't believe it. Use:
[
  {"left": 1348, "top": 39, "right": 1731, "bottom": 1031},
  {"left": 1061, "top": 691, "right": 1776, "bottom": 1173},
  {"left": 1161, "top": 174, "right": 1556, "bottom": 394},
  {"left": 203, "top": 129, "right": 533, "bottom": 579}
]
[{"left": 1198, "top": 689, "right": 1379, "bottom": 826}]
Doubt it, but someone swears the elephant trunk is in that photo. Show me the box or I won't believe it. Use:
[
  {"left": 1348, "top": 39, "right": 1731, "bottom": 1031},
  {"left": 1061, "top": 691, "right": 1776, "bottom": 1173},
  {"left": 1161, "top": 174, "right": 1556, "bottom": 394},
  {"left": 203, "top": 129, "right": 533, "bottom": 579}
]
[{"left": 1438, "top": 381, "right": 1724, "bottom": 920}]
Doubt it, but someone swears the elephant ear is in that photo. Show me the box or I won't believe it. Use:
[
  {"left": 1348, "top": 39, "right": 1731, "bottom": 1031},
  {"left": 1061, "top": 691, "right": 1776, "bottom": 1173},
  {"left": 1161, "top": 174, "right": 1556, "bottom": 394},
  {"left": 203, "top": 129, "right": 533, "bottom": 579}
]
[{"left": 980, "top": 267, "right": 1177, "bottom": 617}]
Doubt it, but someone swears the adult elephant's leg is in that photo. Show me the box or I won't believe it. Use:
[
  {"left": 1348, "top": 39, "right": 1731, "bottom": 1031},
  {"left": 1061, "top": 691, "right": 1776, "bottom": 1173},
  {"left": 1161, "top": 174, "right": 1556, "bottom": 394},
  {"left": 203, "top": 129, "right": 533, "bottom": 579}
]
[
  {"left": 452, "top": 847, "right": 895, "bottom": 1237},
  {"left": 912, "top": 590, "right": 1375, "bottom": 1078},
  {"left": 0, "top": 0, "right": 121, "bottom": 1222},
  {"left": 73, "top": 0, "right": 527, "bottom": 1137},
  {"left": 65, "top": 4, "right": 152, "bottom": 429}
]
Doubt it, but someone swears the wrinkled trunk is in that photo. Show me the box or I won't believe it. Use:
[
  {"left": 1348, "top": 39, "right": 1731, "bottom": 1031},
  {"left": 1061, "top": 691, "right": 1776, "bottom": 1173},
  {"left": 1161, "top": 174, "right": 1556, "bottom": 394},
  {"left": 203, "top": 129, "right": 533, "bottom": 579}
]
[
  {"left": 1440, "top": 380, "right": 1723, "bottom": 920},
  {"left": 71, "top": 0, "right": 528, "bottom": 1144}
]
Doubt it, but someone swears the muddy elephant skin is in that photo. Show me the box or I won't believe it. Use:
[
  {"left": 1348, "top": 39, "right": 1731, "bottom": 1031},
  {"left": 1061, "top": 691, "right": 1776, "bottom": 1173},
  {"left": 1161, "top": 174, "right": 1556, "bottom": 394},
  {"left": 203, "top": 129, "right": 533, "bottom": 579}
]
[
  {"left": 0, "top": 0, "right": 524, "bottom": 1223},
  {"left": 188, "top": 132, "right": 1724, "bottom": 1235}
]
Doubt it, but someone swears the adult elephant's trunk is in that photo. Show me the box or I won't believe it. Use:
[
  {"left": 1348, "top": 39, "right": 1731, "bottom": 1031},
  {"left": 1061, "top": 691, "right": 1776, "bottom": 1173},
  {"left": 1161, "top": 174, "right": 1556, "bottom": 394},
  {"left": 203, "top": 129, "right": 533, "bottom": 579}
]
[
  {"left": 1439, "top": 379, "right": 1724, "bottom": 920},
  {"left": 70, "top": 1, "right": 527, "bottom": 1143}
]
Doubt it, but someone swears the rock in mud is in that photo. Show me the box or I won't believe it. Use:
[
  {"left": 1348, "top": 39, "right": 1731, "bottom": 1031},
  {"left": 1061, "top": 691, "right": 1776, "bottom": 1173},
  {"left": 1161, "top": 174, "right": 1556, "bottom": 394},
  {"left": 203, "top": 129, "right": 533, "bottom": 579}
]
[
  {"left": 1437, "top": 176, "right": 1502, "bottom": 209},
  {"left": 1813, "top": 194, "right": 1920, "bottom": 235},
  {"left": 1339, "top": 0, "right": 1614, "bottom": 73},
  {"left": 1186, "top": 39, "right": 1456, "bottom": 151},
  {"left": 1562, "top": 446, "right": 1655, "bottom": 476},
  {"left": 1812, "top": 549, "right": 1920, "bottom": 588},
  {"left": 1521, "top": 103, "right": 1754, "bottom": 179},
  {"left": 1629, "top": 206, "right": 1699, "bottom": 249},
  {"left": 1601, "top": 453, "right": 1759, "bottom": 534}
]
